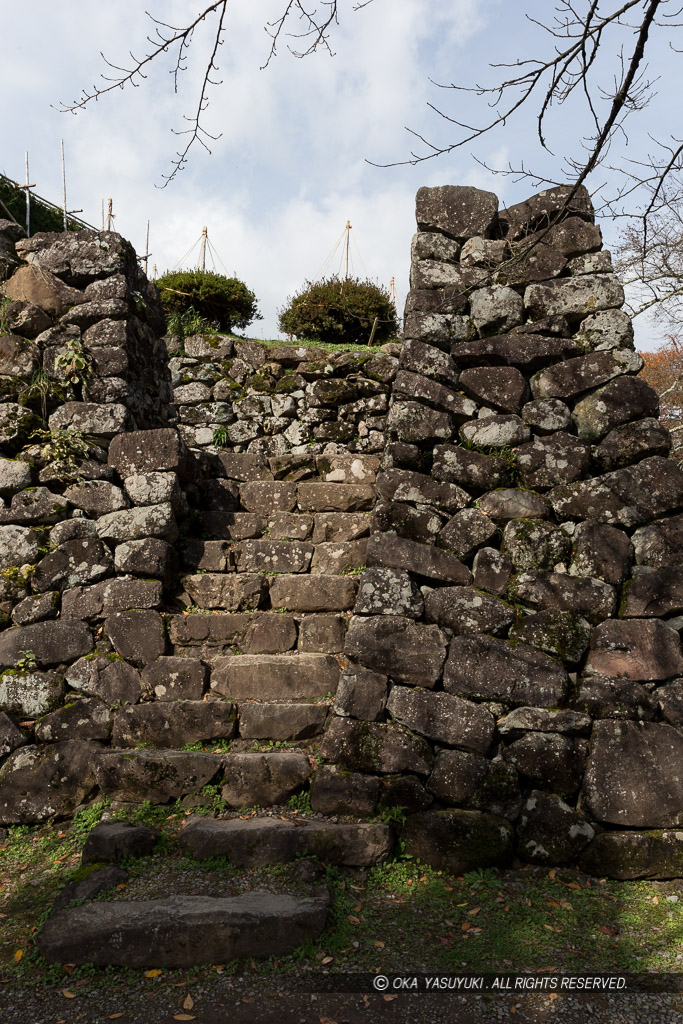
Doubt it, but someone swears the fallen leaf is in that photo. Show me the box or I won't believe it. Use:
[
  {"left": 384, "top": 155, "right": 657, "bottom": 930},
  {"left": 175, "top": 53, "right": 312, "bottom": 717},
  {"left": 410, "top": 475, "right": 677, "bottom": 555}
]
[
  {"left": 461, "top": 921, "right": 471, "bottom": 931},
  {"left": 548, "top": 869, "right": 556, "bottom": 879},
  {"left": 549, "top": 994, "right": 558, "bottom": 1001},
  {"left": 373, "top": 940, "right": 385, "bottom": 948},
  {"left": 319, "top": 1017, "right": 338, "bottom": 1024},
  {"left": 13, "top": 950, "right": 22, "bottom": 962},
  {"left": 469, "top": 907, "right": 481, "bottom": 916},
  {"left": 61, "top": 990, "right": 76, "bottom": 999},
  {"left": 0, "top": 914, "right": 5, "bottom": 919},
  {"left": 183, "top": 995, "right": 194, "bottom": 1010},
  {"left": 546, "top": 900, "right": 561, "bottom": 908},
  {"left": 567, "top": 882, "right": 581, "bottom": 890},
  {"left": 321, "top": 956, "right": 333, "bottom": 965},
  {"left": 144, "top": 969, "right": 162, "bottom": 978},
  {"left": 598, "top": 924, "right": 619, "bottom": 936},
  {"left": 363, "top": 995, "right": 370, "bottom": 1008},
  {"left": 652, "top": 895, "right": 660, "bottom": 906},
  {"left": 348, "top": 915, "right": 360, "bottom": 925},
  {"left": 63, "top": 964, "right": 75, "bottom": 975},
  {"left": 383, "top": 995, "right": 398, "bottom": 1001},
  {"left": 108, "top": 1015, "right": 125, "bottom": 1020},
  {"left": 173, "top": 1016, "right": 195, "bottom": 1022}
]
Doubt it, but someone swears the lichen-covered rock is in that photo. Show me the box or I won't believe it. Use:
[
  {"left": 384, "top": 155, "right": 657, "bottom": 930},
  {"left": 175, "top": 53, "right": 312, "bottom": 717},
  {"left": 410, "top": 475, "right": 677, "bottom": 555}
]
[
  {"left": 514, "top": 433, "right": 591, "bottom": 490},
  {"left": 569, "top": 521, "right": 633, "bottom": 585},
  {"left": 268, "top": 575, "right": 357, "bottom": 612},
  {"left": 108, "top": 429, "right": 195, "bottom": 481},
  {"left": 460, "top": 414, "right": 530, "bottom": 449},
  {"left": 438, "top": 508, "right": 497, "bottom": 560},
  {"left": 221, "top": 752, "right": 311, "bottom": 807},
  {"left": 399, "top": 809, "right": 514, "bottom": 872},
  {"left": 452, "top": 335, "right": 580, "bottom": 371},
  {"left": 477, "top": 488, "right": 547, "bottom": 520},
  {"left": 211, "top": 653, "right": 339, "bottom": 701},
  {"left": 141, "top": 657, "right": 207, "bottom": 701},
  {"left": 392, "top": 371, "right": 476, "bottom": 419},
  {"left": 64, "top": 481, "right": 128, "bottom": 517},
  {"left": 66, "top": 654, "right": 142, "bottom": 706},
  {"left": 377, "top": 468, "right": 467, "bottom": 514},
  {"left": 472, "top": 547, "right": 512, "bottom": 595},
  {"left": 0, "top": 403, "right": 41, "bottom": 451},
  {"left": 365, "top": 533, "right": 472, "bottom": 585},
  {"left": 320, "top": 717, "right": 433, "bottom": 775},
  {"left": 387, "top": 686, "right": 494, "bottom": 753},
  {"left": 386, "top": 401, "right": 453, "bottom": 444},
  {"left": 183, "top": 573, "right": 265, "bottom": 612},
  {"left": 573, "top": 308, "right": 634, "bottom": 352},
  {"left": 502, "top": 184, "right": 594, "bottom": 239},
  {"left": 432, "top": 444, "right": 512, "bottom": 492},
  {"left": 398, "top": 339, "right": 459, "bottom": 384},
  {"left": 508, "top": 610, "right": 592, "bottom": 664},
  {"left": 592, "top": 418, "right": 671, "bottom": 471},
  {"left": 585, "top": 618, "right": 683, "bottom": 681},
  {"left": 0, "top": 710, "right": 25, "bottom": 758},
  {"left": 548, "top": 457, "right": 683, "bottom": 528},
  {"left": 655, "top": 678, "right": 683, "bottom": 728},
  {"left": 0, "top": 670, "right": 64, "bottom": 718},
  {"left": 354, "top": 567, "right": 424, "bottom": 618},
  {"left": 0, "top": 333, "right": 40, "bottom": 380},
  {"left": 114, "top": 538, "right": 174, "bottom": 581},
  {"left": 0, "top": 487, "right": 68, "bottom": 526},
  {"left": 502, "top": 732, "right": 587, "bottom": 796},
  {"left": 509, "top": 571, "right": 616, "bottom": 624},
  {"left": 427, "top": 750, "right": 521, "bottom": 818},
  {"left": 502, "top": 519, "right": 570, "bottom": 572},
  {"left": 0, "top": 740, "right": 99, "bottom": 824},
  {"left": 95, "top": 750, "right": 221, "bottom": 803},
  {"left": 521, "top": 397, "right": 572, "bottom": 434},
  {"left": 333, "top": 665, "right": 388, "bottom": 721},
  {"left": 0, "top": 620, "right": 93, "bottom": 668},
  {"left": 581, "top": 721, "right": 683, "bottom": 827},
  {"left": 34, "top": 697, "right": 112, "bottom": 743},
  {"left": 310, "top": 765, "right": 381, "bottom": 816},
  {"left": 516, "top": 790, "right": 594, "bottom": 865},
  {"left": 3, "top": 264, "right": 85, "bottom": 316},
  {"left": 112, "top": 700, "right": 236, "bottom": 749},
  {"left": 497, "top": 707, "right": 591, "bottom": 735},
  {"left": 61, "top": 578, "right": 162, "bottom": 620},
  {"left": 621, "top": 566, "right": 683, "bottom": 618},
  {"left": 444, "top": 634, "right": 569, "bottom": 706},
  {"left": 31, "top": 539, "right": 113, "bottom": 593},
  {"left": 531, "top": 348, "right": 641, "bottom": 401},
  {"left": 48, "top": 402, "right": 130, "bottom": 438},
  {"left": 415, "top": 185, "right": 499, "bottom": 240},
  {"left": 570, "top": 675, "right": 657, "bottom": 720},
  {"left": 470, "top": 286, "right": 524, "bottom": 334},
  {"left": 425, "top": 586, "right": 514, "bottom": 635},
  {"left": 632, "top": 513, "right": 683, "bottom": 568},
  {"left": 572, "top": 376, "right": 659, "bottom": 442},
  {"left": 458, "top": 364, "right": 528, "bottom": 411},
  {"left": 579, "top": 830, "right": 683, "bottom": 880},
  {"left": 96, "top": 503, "right": 178, "bottom": 543},
  {"left": 238, "top": 702, "right": 327, "bottom": 741},
  {"left": 0, "top": 458, "right": 32, "bottom": 498},
  {"left": 0, "top": 525, "right": 40, "bottom": 571},
  {"left": 104, "top": 610, "right": 166, "bottom": 665},
  {"left": 344, "top": 615, "right": 447, "bottom": 686},
  {"left": 525, "top": 274, "right": 624, "bottom": 321}
]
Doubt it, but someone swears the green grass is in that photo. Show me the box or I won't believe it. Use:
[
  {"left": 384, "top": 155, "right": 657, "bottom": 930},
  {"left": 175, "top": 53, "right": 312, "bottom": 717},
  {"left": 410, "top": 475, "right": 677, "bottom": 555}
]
[{"left": 1, "top": 810, "right": 682, "bottom": 998}]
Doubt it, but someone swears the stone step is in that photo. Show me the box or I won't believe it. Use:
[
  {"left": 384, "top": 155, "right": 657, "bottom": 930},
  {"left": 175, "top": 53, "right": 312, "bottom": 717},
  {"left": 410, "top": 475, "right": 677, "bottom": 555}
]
[
  {"left": 37, "top": 890, "right": 330, "bottom": 967},
  {"left": 195, "top": 510, "right": 372, "bottom": 544},
  {"left": 180, "top": 815, "right": 393, "bottom": 867},
  {"left": 169, "top": 612, "right": 348, "bottom": 658},
  {"left": 211, "top": 652, "right": 341, "bottom": 700},
  {"left": 237, "top": 701, "right": 328, "bottom": 740}
]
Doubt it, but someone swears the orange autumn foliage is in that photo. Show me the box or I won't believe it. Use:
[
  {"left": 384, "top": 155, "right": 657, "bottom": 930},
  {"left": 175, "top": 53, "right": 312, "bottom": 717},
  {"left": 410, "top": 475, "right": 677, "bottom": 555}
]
[{"left": 639, "top": 339, "right": 683, "bottom": 466}]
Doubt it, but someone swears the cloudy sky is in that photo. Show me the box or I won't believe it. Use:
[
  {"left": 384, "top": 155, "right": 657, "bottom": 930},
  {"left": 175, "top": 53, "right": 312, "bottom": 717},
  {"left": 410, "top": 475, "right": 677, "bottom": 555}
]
[{"left": 2, "top": 1, "right": 680, "bottom": 346}]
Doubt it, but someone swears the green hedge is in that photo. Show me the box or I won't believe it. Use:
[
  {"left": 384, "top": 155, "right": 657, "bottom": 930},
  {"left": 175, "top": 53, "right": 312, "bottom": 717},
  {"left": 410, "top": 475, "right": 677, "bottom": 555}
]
[
  {"left": 156, "top": 269, "right": 262, "bottom": 333},
  {"left": 278, "top": 276, "right": 399, "bottom": 346}
]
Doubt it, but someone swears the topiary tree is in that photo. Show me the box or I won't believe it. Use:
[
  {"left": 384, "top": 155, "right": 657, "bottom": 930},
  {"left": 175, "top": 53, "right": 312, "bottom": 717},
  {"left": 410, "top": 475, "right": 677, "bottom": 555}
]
[
  {"left": 156, "top": 269, "right": 262, "bottom": 333},
  {"left": 278, "top": 276, "right": 399, "bottom": 346}
]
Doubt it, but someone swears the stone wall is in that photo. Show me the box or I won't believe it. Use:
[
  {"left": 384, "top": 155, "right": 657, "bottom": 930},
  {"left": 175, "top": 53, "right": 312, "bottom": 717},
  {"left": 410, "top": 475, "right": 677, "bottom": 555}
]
[{"left": 1, "top": 189, "right": 683, "bottom": 881}]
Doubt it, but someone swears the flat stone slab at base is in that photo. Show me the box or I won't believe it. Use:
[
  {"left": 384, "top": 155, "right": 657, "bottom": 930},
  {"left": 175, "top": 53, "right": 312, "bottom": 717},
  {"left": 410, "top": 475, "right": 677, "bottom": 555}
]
[
  {"left": 180, "top": 816, "right": 393, "bottom": 867},
  {"left": 399, "top": 808, "right": 514, "bottom": 873},
  {"left": 94, "top": 750, "right": 222, "bottom": 803},
  {"left": 579, "top": 830, "right": 683, "bottom": 880},
  {"left": 37, "top": 890, "right": 330, "bottom": 967}
]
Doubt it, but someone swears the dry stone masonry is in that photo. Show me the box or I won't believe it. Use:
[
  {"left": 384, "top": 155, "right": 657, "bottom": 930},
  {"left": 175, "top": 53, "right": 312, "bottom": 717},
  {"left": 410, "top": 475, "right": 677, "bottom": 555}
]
[{"left": 1, "top": 183, "right": 683, "bottom": 884}]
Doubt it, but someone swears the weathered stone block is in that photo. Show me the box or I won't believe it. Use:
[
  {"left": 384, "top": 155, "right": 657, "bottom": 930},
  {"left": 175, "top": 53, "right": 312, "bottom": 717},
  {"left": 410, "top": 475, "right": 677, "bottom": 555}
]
[
  {"left": 393, "top": 371, "right": 477, "bottom": 418},
  {"left": 472, "top": 547, "right": 512, "bottom": 595},
  {"left": 438, "top": 508, "right": 497, "bottom": 560},
  {"left": 0, "top": 620, "right": 92, "bottom": 668},
  {"left": 239, "top": 481, "right": 297, "bottom": 515},
  {"left": 354, "top": 567, "right": 424, "bottom": 618},
  {"left": 114, "top": 538, "right": 173, "bottom": 581},
  {"left": 0, "top": 525, "right": 41, "bottom": 571},
  {"left": 344, "top": 615, "right": 447, "bottom": 686},
  {"left": 0, "top": 487, "right": 68, "bottom": 526},
  {"left": 503, "top": 732, "right": 587, "bottom": 796},
  {"left": 415, "top": 185, "right": 499, "bottom": 240},
  {"left": 0, "top": 710, "right": 26, "bottom": 758},
  {"left": 64, "top": 481, "right": 127, "bottom": 517},
  {"left": 141, "top": 657, "right": 207, "bottom": 701},
  {"left": 509, "top": 610, "right": 592, "bottom": 664},
  {"left": 470, "top": 285, "right": 524, "bottom": 334},
  {"left": 569, "top": 521, "right": 633, "bottom": 585},
  {"left": 333, "top": 665, "right": 388, "bottom": 721},
  {"left": 460, "top": 414, "right": 530, "bottom": 449},
  {"left": 112, "top": 700, "right": 236, "bottom": 749},
  {"left": 525, "top": 274, "right": 624, "bottom": 321},
  {"left": 510, "top": 571, "right": 616, "bottom": 624},
  {"left": 477, "top": 488, "right": 548, "bottom": 520},
  {"left": 444, "top": 634, "right": 569, "bottom": 707},
  {"left": 387, "top": 686, "right": 494, "bottom": 753},
  {"left": 310, "top": 765, "right": 381, "bottom": 816},
  {"left": 521, "top": 397, "right": 572, "bottom": 434},
  {"left": 386, "top": 401, "right": 453, "bottom": 444},
  {"left": 516, "top": 791, "right": 594, "bottom": 865},
  {"left": 399, "top": 809, "right": 514, "bottom": 872},
  {"left": 548, "top": 457, "right": 683, "bottom": 528},
  {"left": 0, "top": 740, "right": 99, "bottom": 824},
  {"left": 427, "top": 749, "right": 521, "bottom": 818},
  {"left": 108, "top": 429, "right": 195, "bottom": 481},
  {"left": 632, "top": 514, "right": 683, "bottom": 568},
  {"left": 593, "top": 418, "right": 671, "bottom": 471},
  {"left": 582, "top": 721, "right": 683, "bottom": 827},
  {"left": 96, "top": 503, "right": 178, "bottom": 543},
  {"left": 0, "top": 670, "right": 64, "bottom": 718},
  {"left": 61, "top": 578, "right": 162, "bottom": 620},
  {"left": 31, "top": 539, "right": 113, "bottom": 594},
  {"left": 579, "top": 830, "right": 683, "bottom": 880},
  {"left": 366, "top": 533, "right": 472, "bottom": 585},
  {"left": 182, "top": 573, "right": 265, "bottom": 611},
  {"left": 432, "top": 444, "right": 512, "bottom": 492},
  {"left": 572, "top": 376, "right": 659, "bottom": 442},
  {"left": 585, "top": 619, "right": 683, "bottom": 681},
  {"left": 310, "top": 540, "right": 368, "bottom": 575},
  {"left": 269, "top": 575, "right": 357, "bottom": 612},
  {"left": 238, "top": 702, "right": 327, "bottom": 741},
  {"left": 425, "top": 586, "right": 514, "bottom": 635},
  {"left": 570, "top": 675, "right": 657, "bottom": 720},
  {"left": 459, "top": 366, "right": 528, "bottom": 412},
  {"left": 515, "top": 433, "right": 591, "bottom": 490},
  {"left": 66, "top": 654, "right": 141, "bottom": 706},
  {"left": 372, "top": 500, "right": 444, "bottom": 545},
  {"left": 320, "top": 717, "right": 432, "bottom": 775},
  {"left": 221, "top": 752, "right": 311, "bottom": 807},
  {"left": 34, "top": 697, "right": 112, "bottom": 743},
  {"left": 297, "top": 482, "right": 375, "bottom": 513},
  {"left": 211, "top": 653, "right": 339, "bottom": 700},
  {"left": 377, "top": 468, "right": 468, "bottom": 514},
  {"left": 49, "top": 402, "right": 130, "bottom": 438},
  {"left": 95, "top": 750, "right": 221, "bottom": 803},
  {"left": 235, "top": 540, "right": 313, "bottom": 574},
  {"left": 105, "top": 610, "right": 166, "bottom": 665},
  {"left": 497, "top": 707, "right": 591, "bottom": 736}
]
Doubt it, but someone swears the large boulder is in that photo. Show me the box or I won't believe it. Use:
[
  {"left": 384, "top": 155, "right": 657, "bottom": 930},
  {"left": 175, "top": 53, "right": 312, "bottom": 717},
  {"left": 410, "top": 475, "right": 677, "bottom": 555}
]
[{"left": 0, "top": 740, "right": 99, "bottom": 824}]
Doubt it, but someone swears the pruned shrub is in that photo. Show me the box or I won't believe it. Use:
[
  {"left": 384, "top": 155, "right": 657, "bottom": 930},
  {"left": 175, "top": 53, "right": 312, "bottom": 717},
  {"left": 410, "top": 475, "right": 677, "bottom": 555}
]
[
  {"left": 156, "top": 269, "right": 262, "bottom": 333},
  {"left": 278, "top": 276, "right": 399, "bottom": 346}
]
